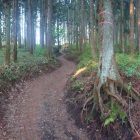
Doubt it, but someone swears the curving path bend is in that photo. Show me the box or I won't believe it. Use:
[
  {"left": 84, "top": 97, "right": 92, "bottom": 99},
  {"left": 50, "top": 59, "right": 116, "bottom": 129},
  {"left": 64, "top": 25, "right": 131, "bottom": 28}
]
[{"left": 0, "top": 56, "right": 88, "bottom": 140}]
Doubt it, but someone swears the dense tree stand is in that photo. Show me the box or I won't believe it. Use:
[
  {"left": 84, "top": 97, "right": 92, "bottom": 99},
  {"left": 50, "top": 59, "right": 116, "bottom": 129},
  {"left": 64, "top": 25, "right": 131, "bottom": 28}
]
[{"left": 82, "top": 0, "right": 140, "bottom": 135}]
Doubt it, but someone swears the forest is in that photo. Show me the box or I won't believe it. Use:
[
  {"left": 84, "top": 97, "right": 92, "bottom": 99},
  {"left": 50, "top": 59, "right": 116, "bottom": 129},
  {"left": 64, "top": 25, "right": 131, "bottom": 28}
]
[{"left": 0, "top": 0, "right": 140, "bottom": 140}]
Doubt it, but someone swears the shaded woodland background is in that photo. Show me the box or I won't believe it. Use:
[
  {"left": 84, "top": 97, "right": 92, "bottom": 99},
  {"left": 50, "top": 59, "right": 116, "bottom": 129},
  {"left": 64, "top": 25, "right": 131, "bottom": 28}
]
[{"left": 0, "top": 0, "right": 140, "bottom": 139}]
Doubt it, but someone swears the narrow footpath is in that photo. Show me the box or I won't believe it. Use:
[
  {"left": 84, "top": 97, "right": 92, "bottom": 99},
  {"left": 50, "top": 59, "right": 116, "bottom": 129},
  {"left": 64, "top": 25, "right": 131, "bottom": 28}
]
[{"left": 0, "top": 56, "right": 88, "bottom": 140}]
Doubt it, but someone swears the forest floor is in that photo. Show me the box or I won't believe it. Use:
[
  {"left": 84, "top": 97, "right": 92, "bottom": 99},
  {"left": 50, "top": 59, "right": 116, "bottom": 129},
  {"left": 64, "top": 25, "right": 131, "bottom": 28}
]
[{"left": 0, "top": 56, "right": 89, "bottom": 140}]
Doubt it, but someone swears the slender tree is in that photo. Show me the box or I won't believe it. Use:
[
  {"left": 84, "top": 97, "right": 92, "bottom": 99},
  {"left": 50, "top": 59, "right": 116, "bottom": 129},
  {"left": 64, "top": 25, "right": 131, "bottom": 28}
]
[
  {"left": 13, "top": 0, "right": 18, "bottom": 62},
  {"left": 0, "top": 12, "right": 2, "bottom": 49},
  {"left": 121, "top": 0, "right": 125, "bottom": 53},
  {"left": 40, "top": 0, "right": 45, "bottom": 48},
  {"left": 90, "top": 0, "right": 96, "bottom": 59},
  {"left": 28, "top": 0, "right": 33, "bottom": 54},
  {"left": 130, "top": 0, "right": 134, "bottom": 54},
  {"left": 4, "top": 0, "right": 10, "bottom": 65},
  {"left": 46, "top": 0, "right": 52, "bottom": 58},
  {"left": 80, "top": 0, "right": 85, "bottom": 53},
  {"left": 137, "top": 0, "right": 140, "bottom": 54}
]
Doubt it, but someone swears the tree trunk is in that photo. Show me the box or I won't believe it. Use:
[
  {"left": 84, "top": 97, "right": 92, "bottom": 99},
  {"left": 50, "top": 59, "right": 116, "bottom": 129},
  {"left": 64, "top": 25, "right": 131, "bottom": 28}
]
[
  {"left": 67, "top": 6, "right": 71, "bottom": 48},
  {"left": 28, "top": 0, "right": 33, "bottom": 54},
  {"left": 130, "top": 0, "right": 134, "bottom": 55},
  {"left": 40, "top": 0, "right": 44, "bottom": 48},
  {"left": 90, "top": 0, "right": 96, "bottom": 59},
  {"left": 121, "top": 0, "right": 125, "bottom": 53},
  {"left": 4, "top": 1, "right": 10, "bottom": 65},
  {"left": 57, "top": 18, "right": 60, "bottom": 46},
  {"left": 46, "top": 0, "right": 52, "bottom": 58},
  {"left": 82, "top": 1, "right": 139, "bottom": 133},
  {"left": 98, "top": 0, "right": 120, "bottom": 85},
  {"left": 0, "top": 1, "right": 1, "bottom": 49},
  {"left": 0, "top": 13, "right": 2, "bottom": 50},
  {"left": 80, "top": 0, "right": 85, "bottom": 53},
  {"left": 18, "top": 28, "right": 21, "bottom": 48},
  {"left": 137, "top": 0, "right": 140, "bottom": 55},
  {"left": 13, "top": 0, "right": 18, "bottom": 62}
]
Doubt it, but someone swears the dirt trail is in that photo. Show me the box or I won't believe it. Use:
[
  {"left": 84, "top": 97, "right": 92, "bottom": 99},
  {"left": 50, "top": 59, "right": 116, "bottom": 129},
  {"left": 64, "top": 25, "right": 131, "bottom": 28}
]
[{"left": 0, "top": 56, "right": 89, "bottom": 140}]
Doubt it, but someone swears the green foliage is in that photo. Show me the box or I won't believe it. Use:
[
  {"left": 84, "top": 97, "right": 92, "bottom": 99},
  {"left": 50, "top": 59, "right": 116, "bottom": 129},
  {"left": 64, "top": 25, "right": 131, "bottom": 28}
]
[
  {"left": 104, "top": 102, "right": 127, "bottom": 126},
  {"left": 69, "top": 44, "right": 98, "bottom": 71},
  {"left": 116, "top": 54, "right": 140, "bottom": 77},
  {"left": 34, "top": 46, "right": 46, "bottom": 57},
  {"left": 127, "top": 82, "right": 132, "bottom": 91},
  {"left": 0, "top": 47, "right": 59, "bottom": 90},
  {"left": 69, "top": 44, "right": 140, "bottom": 77},
  {"left": 52, "top": 26, "right": 65, "bottom": 42},
  {"left": 71, "top": 81, "right": 83, "bottom": 92},
  {"left": 85, "top": 113, "right": 93, "bottom": 123}
]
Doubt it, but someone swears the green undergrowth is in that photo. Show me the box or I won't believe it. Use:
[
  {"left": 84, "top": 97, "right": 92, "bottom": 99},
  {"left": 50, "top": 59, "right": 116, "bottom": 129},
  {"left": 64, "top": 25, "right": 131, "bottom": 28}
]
[
  {"left": 116, "top": 53, "right": 140, "bottom": 77},
  {"left": 65, "top": 45, "right": 139, "bottom": 139},
  {"left": 0, "top": 46, "right": 59, "bottom": 90},
  {"left": 68, "top": 45, "right": 140, "bottom": 77}
]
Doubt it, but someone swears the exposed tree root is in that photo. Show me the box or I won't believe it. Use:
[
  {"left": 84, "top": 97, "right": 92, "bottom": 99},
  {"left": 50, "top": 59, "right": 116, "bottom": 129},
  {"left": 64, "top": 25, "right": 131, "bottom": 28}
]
[{"left": 81, "top": 78, "right": 140, "bottom": 133}]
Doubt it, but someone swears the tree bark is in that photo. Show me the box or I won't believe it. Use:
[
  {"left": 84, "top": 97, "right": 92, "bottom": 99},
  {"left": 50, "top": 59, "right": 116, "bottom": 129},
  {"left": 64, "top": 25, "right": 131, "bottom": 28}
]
[
  {"left": 13, "top": 0, "right": 18, "bottom": 62},
  {"left": 28, "top": 0, "right": 33, "bottom": 54},
  {"left": 80, "top": 0, "right": 85, "bottom": 53},
  {"left": 121, "top": 0, "right": 125, "bottom": 53},
  {"left": 40, "top": 0, "right": 44, "bottom": 48},
  {"left": 130, "top": 0, "right": 134, "bottom": 55},
  {"left": 67, "top": 5, "right": 71, "bottom": 48},
  {"left": 57, "top": 18, "right": 60, "bottom": 46},
  {"left": 137, "top": 0, "right": 140, "bottom": 55},
  {"left": 46, "top": 0, "right": 52, "bottom": 58},
  {"left": 90, "top": 0, "right": 96, "bottom": 59},
  {"left": 98, "top": 0, "right": 120, "bottom": 85},
  {"left": 4, "top": 1, "right": 10, "bottom": 65},
  {"left": 0, "top": 1, "right": 1, "bottom": 49}
]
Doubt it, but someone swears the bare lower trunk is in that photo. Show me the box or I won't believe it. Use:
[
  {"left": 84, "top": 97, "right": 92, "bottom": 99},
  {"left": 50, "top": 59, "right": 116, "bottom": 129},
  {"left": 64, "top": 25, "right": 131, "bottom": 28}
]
[
  {"left": 40, "top": 0, "right": 44, "bottom": 48},
  {"left": 0, "top": 2, "right": 1, "bottom": 49},
  {"left": 13, "top": 0, "right": 18, "bottom": 62},
  {"left": 76, "top": 24, "right": 79, "bottom": 51},
  {"left": 121, "top": 0, "right": 125, "bottom": 53},
  {"left": 138, "top": 1, "right": 140, "bottom": 55},
  {"left": 90, "top": 0, "right": 96, "bottom": 59},
  {"left": 98, "top": 1, "right": 119, "bottom": 85},
  {"left": 80, "top": 0, "right": 85, "bottom": 53},
  {"left": 67, "top": 6, "right": 71, "bottom": 48},
  {"left": 130, "top": 0, "right": 134, "bottom": 55},
  {"left": 46, "top": 0, "right": 52, "bottom": 58},
  {"left": 28, "top": 0, "right": 33, "bottom": 54},
  {"left": 5, "top": 1, "right": 10, "bottom": 65}
]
